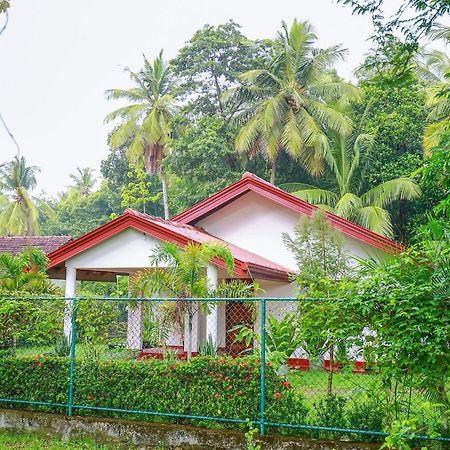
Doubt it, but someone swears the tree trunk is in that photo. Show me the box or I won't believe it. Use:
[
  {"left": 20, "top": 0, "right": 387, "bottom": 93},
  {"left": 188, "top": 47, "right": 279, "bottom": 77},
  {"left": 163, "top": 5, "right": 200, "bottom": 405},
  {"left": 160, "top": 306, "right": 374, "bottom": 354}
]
[
  {"left": 270, "top": 157, "right": 277, "bottom": 185},
  {"left": 327, "top": 344, "right": 334, "bottom": 395},
  {"left": 160, "top": 169, "right": 170, "bottom": 220}
]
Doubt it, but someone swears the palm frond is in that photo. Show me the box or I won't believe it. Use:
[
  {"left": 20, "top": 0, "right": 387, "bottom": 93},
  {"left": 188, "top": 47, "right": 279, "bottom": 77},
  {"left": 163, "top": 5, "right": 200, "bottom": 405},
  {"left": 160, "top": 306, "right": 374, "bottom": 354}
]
[
  {"left": 281, "top": 110, "right": 303, "bottom": 158},
  {"left": 335, "top": 192, "right": 363, "bottom": 219},
  {"left": 280, "top": 182, "right": 318, "bottom": 193},
  {"left": 361, "top": 178, "right": 421, "bottom": 208},
  {"left": 354, "top": 206, "right": 393, "bottom": 238},
  {"left": 235, "top": 115, "right": 261, "bottom": 153},
  {"left": 290, "top": 188, "right": 339, "bottom": 206},
  {"left": 104, "top": 103, "right": 148, "bottom": 123},
  {"left": 304, "top": 99, "right": 353, "bottom": 136}
]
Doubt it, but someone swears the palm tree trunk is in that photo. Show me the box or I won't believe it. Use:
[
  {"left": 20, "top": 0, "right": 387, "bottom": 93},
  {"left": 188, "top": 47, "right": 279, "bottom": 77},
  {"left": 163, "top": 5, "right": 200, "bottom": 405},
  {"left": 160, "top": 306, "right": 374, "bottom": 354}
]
[
  {"left": 270, "top": 157, "right": 278, "bottom": 185},
  {"left": 160, "top": 169, "right": 170, "bottom": 220}
]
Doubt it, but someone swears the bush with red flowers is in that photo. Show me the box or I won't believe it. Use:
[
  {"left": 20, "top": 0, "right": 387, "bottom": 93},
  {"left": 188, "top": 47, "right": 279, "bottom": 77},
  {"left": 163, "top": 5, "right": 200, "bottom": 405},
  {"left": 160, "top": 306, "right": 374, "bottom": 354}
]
[{"left": 0, "top": 355, "right": 307, "bottom": 428}]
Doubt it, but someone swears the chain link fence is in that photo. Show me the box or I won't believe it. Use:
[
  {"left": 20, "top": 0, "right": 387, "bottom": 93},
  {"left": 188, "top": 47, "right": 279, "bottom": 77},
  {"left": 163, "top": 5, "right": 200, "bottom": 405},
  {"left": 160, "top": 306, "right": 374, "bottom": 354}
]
[{"left": 0, "top": 296, "right": 448, "bottom": 446}]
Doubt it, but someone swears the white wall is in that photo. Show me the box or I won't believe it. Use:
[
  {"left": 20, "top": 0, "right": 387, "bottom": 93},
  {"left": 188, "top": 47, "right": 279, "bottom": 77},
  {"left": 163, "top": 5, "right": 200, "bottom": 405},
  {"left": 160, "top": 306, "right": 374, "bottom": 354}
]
[
  {"left": 65, "top": 228, "right": 165, "bottom": 271},
  {"left": 197, "top": 191, "right": 380, "bottom": 271}
]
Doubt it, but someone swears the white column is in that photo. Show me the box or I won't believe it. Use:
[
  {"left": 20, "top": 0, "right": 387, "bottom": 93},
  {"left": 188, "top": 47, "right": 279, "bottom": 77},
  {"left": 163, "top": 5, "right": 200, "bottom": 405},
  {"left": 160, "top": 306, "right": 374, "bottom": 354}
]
[
  {"left": 127, "top": 301, "right": 144, "bottom": 350},
  {"left": 64, "top": 267, "right": 77, "bottom": 341},
  {"left": 206, "top": 264, "right": 219, "bottom": 346}
]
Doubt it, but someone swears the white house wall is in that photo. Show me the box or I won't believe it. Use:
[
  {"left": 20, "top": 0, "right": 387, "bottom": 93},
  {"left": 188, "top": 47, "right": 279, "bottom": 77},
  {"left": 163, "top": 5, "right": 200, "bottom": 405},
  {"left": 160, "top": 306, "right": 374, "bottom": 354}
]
[
  {"left": 197, "top": 191, "right": 382, "bottom": 271},
  {"left": 65, "top": 228, "right": 165, "bottom": 271}
]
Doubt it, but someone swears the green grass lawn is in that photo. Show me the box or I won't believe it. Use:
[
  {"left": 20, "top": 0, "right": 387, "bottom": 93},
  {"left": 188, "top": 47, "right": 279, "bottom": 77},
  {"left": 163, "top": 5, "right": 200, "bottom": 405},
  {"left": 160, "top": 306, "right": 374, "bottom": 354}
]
[
  {"left": 15, "top": 344, "right": 137, "bottom": 361},
  {"left": 0, "top": 430, "right": 121, "bottom": 449},
  {"left": 288, "top": 368, "right": 381, "bottom": 398}
]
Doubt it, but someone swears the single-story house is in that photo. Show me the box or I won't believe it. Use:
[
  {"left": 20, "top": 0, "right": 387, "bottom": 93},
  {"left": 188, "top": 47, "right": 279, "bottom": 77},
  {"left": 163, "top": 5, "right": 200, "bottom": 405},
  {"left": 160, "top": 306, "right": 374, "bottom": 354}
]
[{"left": 41, "top": 173, "right": 404, "bottom": 366}]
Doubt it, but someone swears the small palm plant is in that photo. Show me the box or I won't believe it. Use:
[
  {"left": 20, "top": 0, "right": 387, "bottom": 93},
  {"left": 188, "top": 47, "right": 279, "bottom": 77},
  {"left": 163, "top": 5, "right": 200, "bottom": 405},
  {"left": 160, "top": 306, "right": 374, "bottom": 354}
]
[{"left": 130, "top": 241, "right": 235, "bottom": 360}]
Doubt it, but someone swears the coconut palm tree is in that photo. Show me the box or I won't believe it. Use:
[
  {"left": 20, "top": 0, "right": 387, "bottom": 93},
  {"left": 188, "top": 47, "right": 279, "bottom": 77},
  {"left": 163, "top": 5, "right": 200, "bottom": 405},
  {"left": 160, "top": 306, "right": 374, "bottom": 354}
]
[
  {"left": 69, "top": 167, "right": 96, "bottom": 196},
  {"left": 0, "top": 156, "right": 53, "bottom": 236},
  {"left": 282, "top": 131, "right": 421, "bottom": 238},
  {"left": 130, "top": 241, "right": 234, "bottom": 360},
  {"left": 105, "top": 51, "right": 176, "bottom": 219},
  {"left": 235, "top": 19, "right": 361, "bottom": 184}
]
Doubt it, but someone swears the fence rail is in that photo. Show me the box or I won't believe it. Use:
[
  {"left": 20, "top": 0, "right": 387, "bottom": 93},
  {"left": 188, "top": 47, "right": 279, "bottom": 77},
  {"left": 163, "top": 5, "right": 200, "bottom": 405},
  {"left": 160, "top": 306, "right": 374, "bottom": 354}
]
[{"left": 0, "top": 296, "right": 448, "bottom": 445}]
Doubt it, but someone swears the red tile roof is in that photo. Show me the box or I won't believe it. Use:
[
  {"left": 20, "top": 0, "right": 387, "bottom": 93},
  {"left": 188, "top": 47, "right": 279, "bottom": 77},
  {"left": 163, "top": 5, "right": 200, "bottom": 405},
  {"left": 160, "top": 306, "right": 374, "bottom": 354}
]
[
  {"left": 48, "top": 209, "right": 291, "bottom": 282},
  {"left": 172, "top": 172, "right": 406, "bottom": 254},
  {"left": 0, "top": 236, "right": 72, "bottom": 255}
]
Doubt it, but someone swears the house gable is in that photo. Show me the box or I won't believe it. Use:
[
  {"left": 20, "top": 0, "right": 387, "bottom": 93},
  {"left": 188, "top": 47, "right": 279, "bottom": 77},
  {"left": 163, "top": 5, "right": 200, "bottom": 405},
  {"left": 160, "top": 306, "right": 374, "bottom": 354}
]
[
  {"left": 196, "top": 191, "right": 380, "bottom": 271},
  {"left": 173, "top": 172, "right": 406, "bottom": 256}
]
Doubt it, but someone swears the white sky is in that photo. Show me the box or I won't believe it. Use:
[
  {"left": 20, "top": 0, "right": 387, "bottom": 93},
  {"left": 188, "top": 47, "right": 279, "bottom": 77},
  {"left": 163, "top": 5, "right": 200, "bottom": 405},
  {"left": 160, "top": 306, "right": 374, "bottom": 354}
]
[{"left": 0, "top": 0, "right": 441, "bottom": 196}]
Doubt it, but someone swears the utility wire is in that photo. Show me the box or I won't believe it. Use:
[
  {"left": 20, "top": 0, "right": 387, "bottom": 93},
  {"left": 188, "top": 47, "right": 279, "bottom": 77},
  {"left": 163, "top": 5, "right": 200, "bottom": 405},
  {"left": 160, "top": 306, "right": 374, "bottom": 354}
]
[{"left": 0, "top": 10, "right": 21, "bottom": 157}]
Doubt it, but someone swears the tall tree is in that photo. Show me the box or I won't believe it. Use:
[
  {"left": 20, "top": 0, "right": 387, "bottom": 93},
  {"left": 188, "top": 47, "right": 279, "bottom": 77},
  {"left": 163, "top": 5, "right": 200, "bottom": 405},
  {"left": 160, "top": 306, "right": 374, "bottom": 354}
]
[
  {"left": 69, "top": 167, "right": 96, "bottom": 196},
  {"left": 165, "top": 115, "right": 242, "bottom": 212},
  {"left": 170, "top": 21, "right": 271, "bottom": 119},
  {"left": 235, "top": 19, "right": 360, "bottom": 184},
  {"left": 337, "top": 0, "right": 450, "bottom": 46},
  {"left": 0, "top": 156, "right": 53, "bottom": 236},
  {"left": 105, "top": 52, "right": 176, "bottom": 219},
  {"left": 351, "top": 82, "right": 427, "bottom": 240},
  {"left": 282, "top": 129, "right": 421, "bottom": 238}
]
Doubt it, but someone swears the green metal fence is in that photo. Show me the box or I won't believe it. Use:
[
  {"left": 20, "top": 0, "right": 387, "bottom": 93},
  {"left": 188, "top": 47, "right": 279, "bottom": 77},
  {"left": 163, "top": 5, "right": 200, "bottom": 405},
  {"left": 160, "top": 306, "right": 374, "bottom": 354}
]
[{"left": 0, "top": 296, "right": 448, "bottom": 446}]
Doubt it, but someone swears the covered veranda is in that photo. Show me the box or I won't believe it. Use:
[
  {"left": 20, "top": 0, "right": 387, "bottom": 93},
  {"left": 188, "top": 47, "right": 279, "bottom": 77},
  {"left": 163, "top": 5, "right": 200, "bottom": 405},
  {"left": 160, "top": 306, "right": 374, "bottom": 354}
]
[{"left": 46, "top": 209, "right": 292, "bottom": 355}]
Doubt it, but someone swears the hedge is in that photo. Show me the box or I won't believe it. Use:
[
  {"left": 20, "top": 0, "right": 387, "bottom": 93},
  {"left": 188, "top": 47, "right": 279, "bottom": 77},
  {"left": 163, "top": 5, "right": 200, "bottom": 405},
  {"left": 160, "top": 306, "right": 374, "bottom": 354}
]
[{"left": 0, "top": 355, "right": 307, "bottom": 427}]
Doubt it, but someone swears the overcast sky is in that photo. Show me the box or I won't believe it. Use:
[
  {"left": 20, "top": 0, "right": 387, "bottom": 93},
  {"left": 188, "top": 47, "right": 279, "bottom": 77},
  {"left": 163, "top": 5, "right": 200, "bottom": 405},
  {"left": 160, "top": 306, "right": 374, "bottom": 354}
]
[{"left": 0, "top": 0, "right": 441, "bottom": 196}]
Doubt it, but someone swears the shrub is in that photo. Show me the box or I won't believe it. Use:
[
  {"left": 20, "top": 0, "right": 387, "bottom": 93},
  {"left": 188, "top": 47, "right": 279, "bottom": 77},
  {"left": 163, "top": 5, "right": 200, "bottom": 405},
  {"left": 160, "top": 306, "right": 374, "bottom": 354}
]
[
  {"left": 347, "top": 396, "right": 386, "bottom": 442},
  {"left": 0, "top": 296, "right": 65, "bottom": 348},
  {"left": 313, "top": 394, "right": 348, "bottom": 428},
  {"left": 0, "top": 355, "right": 306, "bottom": 429}
]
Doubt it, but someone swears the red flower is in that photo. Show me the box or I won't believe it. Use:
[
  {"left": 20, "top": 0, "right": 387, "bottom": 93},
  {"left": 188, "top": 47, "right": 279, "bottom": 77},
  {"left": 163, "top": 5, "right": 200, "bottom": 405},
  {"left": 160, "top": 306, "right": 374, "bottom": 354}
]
[
  {"left": 224, "top": 376, "right": 229, "bottom": 381},
  {"left": 228, "top": 394, "right": 233, "bottom": 399},
  {"left": 244, "top": 376, "right": 250, "bottom": 382},
  {"left": 238, "top": 390, "right": 243, "bottom": 395},
  {"left": 228, "top": 385, "right": 233, "bottom": 389},
  {"left": 37, "top": 363, "right": 43, "bottom": 367},
  {"left": 275, "top": 392, "right": 281, "bottom": 399},
  {"left": 283, "top": 381, "right": 291, "bottom": 387},
  {"left": 215, "top": 393, "right": 221, "bottom": 398}
]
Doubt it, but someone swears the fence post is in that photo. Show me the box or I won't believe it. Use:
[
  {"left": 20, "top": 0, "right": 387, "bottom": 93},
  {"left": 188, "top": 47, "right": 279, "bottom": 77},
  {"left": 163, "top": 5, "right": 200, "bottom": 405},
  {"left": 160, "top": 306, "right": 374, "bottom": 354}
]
[
  {"left": 67, "top": 297, "right": 78, "bottom": 417},
  {"left": 259, "top": 298, "right": 266, "bottom": 436}
]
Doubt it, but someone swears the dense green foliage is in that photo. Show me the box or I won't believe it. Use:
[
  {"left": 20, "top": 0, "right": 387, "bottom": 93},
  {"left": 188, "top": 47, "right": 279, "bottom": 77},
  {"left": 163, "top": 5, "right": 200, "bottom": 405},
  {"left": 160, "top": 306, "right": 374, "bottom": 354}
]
[
  {"left": 0, "top": 356, "right": 303, "bottom": 425},
  {"left": 166, "top": 116, "right": 241, "bottom": 211}
]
